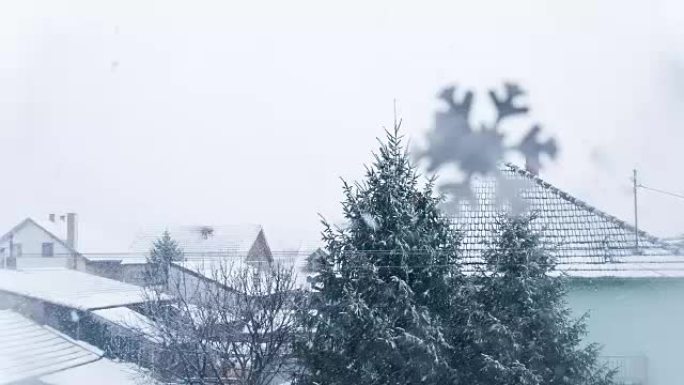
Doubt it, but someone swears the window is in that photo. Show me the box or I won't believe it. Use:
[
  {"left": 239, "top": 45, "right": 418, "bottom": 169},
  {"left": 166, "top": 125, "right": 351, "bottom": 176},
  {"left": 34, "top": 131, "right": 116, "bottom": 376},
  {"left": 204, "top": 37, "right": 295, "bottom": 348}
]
[
  {"left": 42, "top": 242, "right": 54, "bottom": 257},
  {"left": 12, "top": 244, "right": 22, "bottom": 257}
]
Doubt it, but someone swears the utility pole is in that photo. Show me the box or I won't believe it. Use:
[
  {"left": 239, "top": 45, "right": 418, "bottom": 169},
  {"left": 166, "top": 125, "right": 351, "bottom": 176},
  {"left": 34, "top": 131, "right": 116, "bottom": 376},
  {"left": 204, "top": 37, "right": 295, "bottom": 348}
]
[
  {"left": 633, "top": 169, "right": 640, "bottom": 254},
  {"left": 393, "top": 98, "right": 399, "bottom": 129},
  {"left": 7, "top": 233, "right": 13, "bottom": 269},
  {"left": 1, "top": 234, "right": 6, "bottom": 269}
]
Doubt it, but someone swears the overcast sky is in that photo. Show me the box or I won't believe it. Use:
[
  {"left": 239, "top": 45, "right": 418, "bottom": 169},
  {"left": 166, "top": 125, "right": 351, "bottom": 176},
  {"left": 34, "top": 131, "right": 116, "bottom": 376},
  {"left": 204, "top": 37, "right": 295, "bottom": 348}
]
[{"left": 1, "top": 0, "right": 683, "bottom": 252}]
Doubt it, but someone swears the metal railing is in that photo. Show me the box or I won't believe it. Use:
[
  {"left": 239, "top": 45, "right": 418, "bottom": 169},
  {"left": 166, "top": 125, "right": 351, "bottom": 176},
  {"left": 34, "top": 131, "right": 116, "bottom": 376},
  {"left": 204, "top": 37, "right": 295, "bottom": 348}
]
[{"left": 601, "top": 355, "right": 648, "bottom": 385}]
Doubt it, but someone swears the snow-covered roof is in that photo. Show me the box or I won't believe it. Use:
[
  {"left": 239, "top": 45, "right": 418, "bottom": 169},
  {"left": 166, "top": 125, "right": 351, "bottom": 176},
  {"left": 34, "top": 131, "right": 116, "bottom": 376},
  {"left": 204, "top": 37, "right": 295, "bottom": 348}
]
[
  {"left": 557, "top": 254, "right": 684, "bottom": 278},
  {"left": 38, "top": 358, "right": 156, "bottom": 385},
  {"left": 452, "top": 164, "right": 679, "bottom": 277},
  {"left": 129, "top": 224, "right": 265, "bottom": 257},
  {"left": 0, "top": 268, "right": 150, "bottom": 310},
  {"left": 82, "top": 253, "right": 149, "bottom": 265},
  {"left": 34, "top": 219, "right": 71, "bottom": 243},
  {"left": 0, "top": 310, "right": 101, "bottom": 384},
  {"left": 91, "top": 306, "right": 160, "bottom": 342}
]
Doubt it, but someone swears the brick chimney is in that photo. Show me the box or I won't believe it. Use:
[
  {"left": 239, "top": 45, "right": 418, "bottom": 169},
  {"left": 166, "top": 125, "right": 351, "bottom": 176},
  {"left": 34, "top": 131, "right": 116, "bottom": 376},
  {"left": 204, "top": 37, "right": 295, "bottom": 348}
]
[{"left": 66, "top": 213, "right": 78, "bottom": 250}]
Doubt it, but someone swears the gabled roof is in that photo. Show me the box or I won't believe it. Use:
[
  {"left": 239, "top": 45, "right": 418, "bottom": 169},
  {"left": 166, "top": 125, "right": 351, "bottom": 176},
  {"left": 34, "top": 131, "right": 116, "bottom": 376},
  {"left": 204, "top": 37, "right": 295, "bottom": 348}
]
[
  {"left": 451, "top": 164, "right": 679, "bottom": 276},
  {"left": 129, "top": 224, "right": 268, "bottom": 259},
  {"left": 0, "top": 268, "right": 152, "bottom": 310},
  {"left": 0, "top": 218, "right": 78, "bottom": 255},
  {"left": 0, "top": 309, "right": 101, "bottom": 384}
]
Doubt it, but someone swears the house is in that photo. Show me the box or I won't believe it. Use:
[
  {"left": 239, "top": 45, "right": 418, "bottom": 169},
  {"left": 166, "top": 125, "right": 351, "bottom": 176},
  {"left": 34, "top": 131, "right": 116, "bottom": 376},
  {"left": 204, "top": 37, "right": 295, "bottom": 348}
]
[
  {"left": 155, "top": 226, "right": 323, "bottom": 298},
  {"left": 0, "top": 214, "right": 142, "bottom": 279},
  {"left": 77, "top": 224, "right": 274, "bottom": 289},
  {"left": 453, "top": 163, "right": 683, "bottom": 385},
  {"left": 130, "top": 224, "right": 272, "bottom": 261},
  {"left": 0, "top": 214, "right": 79, "bottom": 270},
  {"left": 160, "top": 224, "right": 273, "bottom": 301}
]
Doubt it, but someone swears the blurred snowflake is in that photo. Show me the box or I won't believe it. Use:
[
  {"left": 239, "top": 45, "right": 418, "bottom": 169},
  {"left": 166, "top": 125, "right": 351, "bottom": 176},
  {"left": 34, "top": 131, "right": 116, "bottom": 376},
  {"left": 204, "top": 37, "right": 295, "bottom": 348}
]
[{"left": 419, "top": 83, "right": 558, "bottom": 211}]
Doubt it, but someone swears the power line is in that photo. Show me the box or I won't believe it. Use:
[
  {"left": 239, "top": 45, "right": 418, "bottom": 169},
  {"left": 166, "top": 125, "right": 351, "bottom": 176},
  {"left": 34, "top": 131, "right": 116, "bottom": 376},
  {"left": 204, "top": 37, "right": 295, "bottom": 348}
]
[
  {"left": 638, "top": 184, "right": 684, "bottom": 201},
  {"left": 8, "top": 248, "right": 663, "bottom": 259}
]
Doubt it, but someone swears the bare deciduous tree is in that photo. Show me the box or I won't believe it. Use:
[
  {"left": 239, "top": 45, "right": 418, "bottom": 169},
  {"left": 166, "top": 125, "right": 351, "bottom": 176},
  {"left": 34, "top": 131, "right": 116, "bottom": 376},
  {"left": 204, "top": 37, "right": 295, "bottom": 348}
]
[{"left": 141, "top": 261, "right": 300, "bottom": 385}]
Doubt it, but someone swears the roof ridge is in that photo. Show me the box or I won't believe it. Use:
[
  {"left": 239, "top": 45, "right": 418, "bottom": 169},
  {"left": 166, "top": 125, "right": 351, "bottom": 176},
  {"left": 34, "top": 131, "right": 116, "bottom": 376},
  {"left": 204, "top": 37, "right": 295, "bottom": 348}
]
[{"left": 503, "top": 163, "right": 669, "bottom": 249}]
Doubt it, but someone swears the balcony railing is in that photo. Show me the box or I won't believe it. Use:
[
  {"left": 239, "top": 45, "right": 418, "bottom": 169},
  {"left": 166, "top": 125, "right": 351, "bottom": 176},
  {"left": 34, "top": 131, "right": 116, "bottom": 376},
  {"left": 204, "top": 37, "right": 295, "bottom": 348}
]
[{"left": 601, "top": 355, "right": 648, "bottom": 385}]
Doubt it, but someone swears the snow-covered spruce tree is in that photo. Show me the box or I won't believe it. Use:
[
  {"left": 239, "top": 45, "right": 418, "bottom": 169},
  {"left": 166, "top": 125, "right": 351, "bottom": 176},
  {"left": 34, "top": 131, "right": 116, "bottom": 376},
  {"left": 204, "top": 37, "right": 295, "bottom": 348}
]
[
  {"left": 295, "top": 125, "right": 466, "bottom": 385},
  {"left": 469, "top": 215, "right": 615, "bottom": 385},
  {"left": 145, "top": 230, "right": 184, "bottom": 287}
]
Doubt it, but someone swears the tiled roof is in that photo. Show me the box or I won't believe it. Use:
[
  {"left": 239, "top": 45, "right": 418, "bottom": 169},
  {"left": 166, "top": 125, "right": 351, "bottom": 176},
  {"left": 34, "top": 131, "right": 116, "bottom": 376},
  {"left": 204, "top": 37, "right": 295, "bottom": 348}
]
[
  {"left": 451, "top": 164, "right": 678, "bottom": 273},
  {"left": 0, "top": 268, "right": 151, "bottom": 310},
  {"left": 129, "top": 224, "right": 264, "bottom": 258},
  {"left": 0, "top": 310, "right": 101, "bottom": 384}
]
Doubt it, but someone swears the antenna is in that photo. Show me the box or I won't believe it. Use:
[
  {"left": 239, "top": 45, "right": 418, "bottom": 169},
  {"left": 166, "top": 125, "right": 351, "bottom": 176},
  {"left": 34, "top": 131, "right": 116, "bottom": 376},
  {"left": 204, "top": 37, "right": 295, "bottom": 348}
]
[
  {"left": 632, "top": 169, "right": 640, "bottom": 253},
  {"left": 393, "top": 98, "right": 397, "bottom": 128}
]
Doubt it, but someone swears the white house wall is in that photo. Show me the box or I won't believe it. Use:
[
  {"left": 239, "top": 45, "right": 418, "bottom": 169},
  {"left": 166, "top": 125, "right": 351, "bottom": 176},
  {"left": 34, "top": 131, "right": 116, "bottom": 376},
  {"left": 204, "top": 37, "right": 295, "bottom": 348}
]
[
  {"left": 168, "top": 264, "right": 211, "bottom": 304},
  {"left": 16, "top": 256, "right": 69, "bottom": 269},
  {"left": 567, "top": 278, "right": 684, "bottom": 385},
  {"left": 0, "top": 222, "right": 74, "bottom": 264},
  {"left": 168, "top": 264, "right": 237, "bottom": 307}
]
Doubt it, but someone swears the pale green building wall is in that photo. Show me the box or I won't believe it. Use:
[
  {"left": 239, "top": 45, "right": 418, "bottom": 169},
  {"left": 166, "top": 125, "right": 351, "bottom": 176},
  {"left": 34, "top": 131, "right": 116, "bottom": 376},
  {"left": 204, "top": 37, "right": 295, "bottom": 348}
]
[{"left": 566, "top": 278, "right": 684, "bottom": 385}]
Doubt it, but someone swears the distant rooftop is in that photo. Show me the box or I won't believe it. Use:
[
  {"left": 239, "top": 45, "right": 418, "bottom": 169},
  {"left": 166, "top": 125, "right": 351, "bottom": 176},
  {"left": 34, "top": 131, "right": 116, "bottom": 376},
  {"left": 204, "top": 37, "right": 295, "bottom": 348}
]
[{"left": 129, "top": 224, "right": 266, "bottom": 257}]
